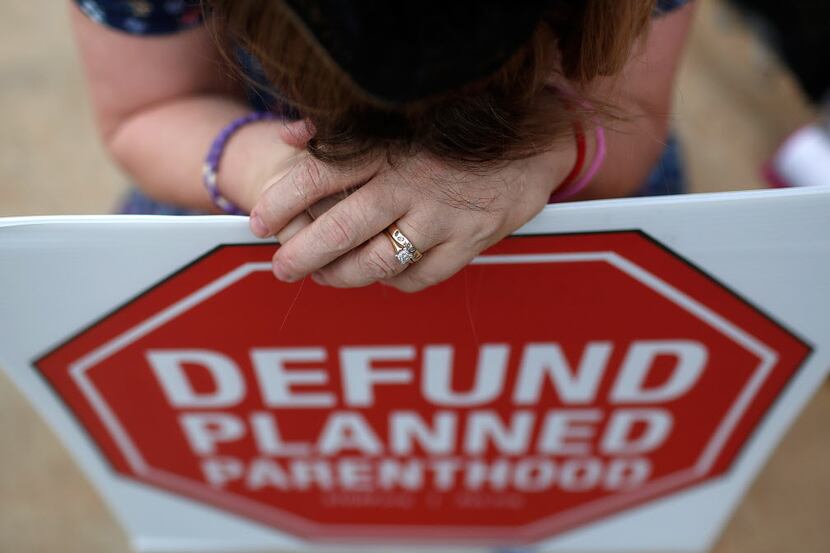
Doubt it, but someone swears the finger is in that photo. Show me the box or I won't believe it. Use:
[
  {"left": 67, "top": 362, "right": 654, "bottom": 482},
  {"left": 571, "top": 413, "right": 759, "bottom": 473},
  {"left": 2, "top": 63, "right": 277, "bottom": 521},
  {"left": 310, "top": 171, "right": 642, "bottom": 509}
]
[
  {"left": 274, "top": 212, "right": 312, "bottom": 244},
  {"left": 260, "top": 193, "right": 340, "bottom": 245},
  {"left": 383, "top": 242, "right": 475, "bottom": 293},
  {"left": 305, "top": 193, "right": 344, "bottom": 221},
  {"left": 251, "top": 155, "right": 381, "bottom": 238},
  {"left": 271, "top": 179, "right": 408, "bottom": 282},
  {"left": 277, "top": 119, "right": 315, "bottom": 148},
  {"left": 313, "top": 218, "right": 441, "bottom": 288}
]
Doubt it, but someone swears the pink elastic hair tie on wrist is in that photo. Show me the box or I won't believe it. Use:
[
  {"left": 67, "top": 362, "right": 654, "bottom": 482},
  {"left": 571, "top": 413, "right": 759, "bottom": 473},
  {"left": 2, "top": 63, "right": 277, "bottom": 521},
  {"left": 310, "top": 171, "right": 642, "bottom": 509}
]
[
  {"left": 548, "top": 123, "right": 607, "bottom": 203},
  {"left": 545, "top": 83, "right": 608, "bottom": 202}
]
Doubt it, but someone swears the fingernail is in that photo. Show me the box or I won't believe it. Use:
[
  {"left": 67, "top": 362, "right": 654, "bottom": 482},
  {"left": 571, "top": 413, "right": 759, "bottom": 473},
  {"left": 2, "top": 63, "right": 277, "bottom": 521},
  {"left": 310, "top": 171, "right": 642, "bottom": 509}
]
[{"left": 249, "top": 212, "right": 270, "bottom": 238}]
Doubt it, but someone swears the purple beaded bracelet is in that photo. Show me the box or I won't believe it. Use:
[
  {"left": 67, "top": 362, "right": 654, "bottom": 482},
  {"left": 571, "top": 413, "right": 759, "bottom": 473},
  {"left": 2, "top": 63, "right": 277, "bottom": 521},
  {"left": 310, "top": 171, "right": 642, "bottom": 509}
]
[{"left": 203, "top": 112, "right": 279, "bottom": 215}]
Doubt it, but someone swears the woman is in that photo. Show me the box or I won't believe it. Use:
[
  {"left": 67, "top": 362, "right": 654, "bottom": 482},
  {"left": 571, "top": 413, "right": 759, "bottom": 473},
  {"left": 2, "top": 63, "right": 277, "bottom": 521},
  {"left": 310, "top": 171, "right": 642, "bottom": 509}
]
[{"left": 71, "top": 0, "right": 694, "bottom": 291}]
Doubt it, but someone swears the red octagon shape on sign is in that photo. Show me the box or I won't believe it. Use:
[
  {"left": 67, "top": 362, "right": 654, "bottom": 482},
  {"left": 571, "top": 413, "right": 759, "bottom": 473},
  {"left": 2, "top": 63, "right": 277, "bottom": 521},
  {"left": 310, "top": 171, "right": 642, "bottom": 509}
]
[{"left": 37, "top": 232, "right": 809, "bottom": 544}]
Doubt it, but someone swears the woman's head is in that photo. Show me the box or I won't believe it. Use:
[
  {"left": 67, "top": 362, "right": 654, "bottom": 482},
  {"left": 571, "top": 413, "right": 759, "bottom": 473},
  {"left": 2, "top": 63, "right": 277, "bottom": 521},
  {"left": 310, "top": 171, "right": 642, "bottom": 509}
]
[{"left": 206, "top": 0, "right": 656, "bottom": 168}]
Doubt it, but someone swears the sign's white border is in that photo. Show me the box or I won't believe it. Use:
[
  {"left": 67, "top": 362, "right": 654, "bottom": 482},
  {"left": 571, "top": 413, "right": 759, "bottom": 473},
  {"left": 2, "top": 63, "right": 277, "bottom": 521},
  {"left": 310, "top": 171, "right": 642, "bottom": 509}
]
[{"left": 3, "top": 187, "right": 828, "bottom": 552}]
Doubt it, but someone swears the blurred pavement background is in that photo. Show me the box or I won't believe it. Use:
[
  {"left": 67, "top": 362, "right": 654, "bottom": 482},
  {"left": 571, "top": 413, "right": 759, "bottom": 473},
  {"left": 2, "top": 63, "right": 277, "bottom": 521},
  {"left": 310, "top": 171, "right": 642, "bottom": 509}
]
[{"left": 0, "top": 1, "right": 827, "bottom": 552}]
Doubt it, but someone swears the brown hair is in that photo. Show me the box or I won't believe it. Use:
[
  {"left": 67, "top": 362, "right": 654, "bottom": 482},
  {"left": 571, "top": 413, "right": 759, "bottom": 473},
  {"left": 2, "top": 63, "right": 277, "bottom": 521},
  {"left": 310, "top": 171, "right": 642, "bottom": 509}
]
[{"left": 206, "top": 1, "right": 656, "bottom": 169}]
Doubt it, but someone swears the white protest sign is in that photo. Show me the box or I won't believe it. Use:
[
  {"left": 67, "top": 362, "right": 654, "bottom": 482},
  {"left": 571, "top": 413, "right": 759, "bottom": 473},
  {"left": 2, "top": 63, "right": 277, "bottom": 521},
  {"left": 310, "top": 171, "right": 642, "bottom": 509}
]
[{"left": 0, "top": 187, "right": 828, "bottom": 552}]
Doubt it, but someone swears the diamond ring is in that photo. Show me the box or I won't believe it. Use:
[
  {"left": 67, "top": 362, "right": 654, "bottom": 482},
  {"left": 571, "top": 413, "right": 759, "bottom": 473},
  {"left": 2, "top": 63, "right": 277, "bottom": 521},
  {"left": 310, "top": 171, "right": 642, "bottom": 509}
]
[{"left": 384, "top": 224, "right": 423, "bottom": 265}]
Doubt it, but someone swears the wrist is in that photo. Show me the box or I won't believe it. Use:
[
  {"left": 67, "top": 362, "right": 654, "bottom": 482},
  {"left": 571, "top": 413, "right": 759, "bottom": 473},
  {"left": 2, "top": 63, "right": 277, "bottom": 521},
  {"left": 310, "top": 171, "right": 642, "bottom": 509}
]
[
  {"left": 548, "top": 122, "right": 606, "bottom": 202},
  {"left": 535, "top": 134, "right": 578, "bottom": 198},
  {"left": 210, "top": 115, "right": 300, "bottom": 213}
]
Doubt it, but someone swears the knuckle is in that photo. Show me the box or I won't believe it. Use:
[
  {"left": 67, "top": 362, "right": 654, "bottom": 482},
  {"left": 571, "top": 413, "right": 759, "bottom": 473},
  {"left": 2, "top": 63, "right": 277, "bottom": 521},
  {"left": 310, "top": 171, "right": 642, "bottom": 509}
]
[
  {"left": 316, "top": 210, "right": 354, "bottom": 253},
  {"left": 405, "top": 218, "right": 441, "bottom": 245},
  {"left": 396, "top": 270, "right": 439, "bottom": 293},
  {"left": 274, "top": 247, "right": 302, "bottom": 276},
  {"left": 254, "top": 196, "right": 280, "bottom": 232},
  {"left": 470, "top": 223, "right": 498, "bottom": 247},
  {"left": 313, "top": 267, "right": 342, "bottom": 288},
  {"left": 388, "top": 278, "right": 420, "bottom": 294},
  {"left": 361, "top": 247, "right": 401, "bottom": 281},
  {"left": 294, "top": 158, "right": 328, "bottom": 201},
  {"left": 416, "top": 271, "right": 442, "bottom": 288}
]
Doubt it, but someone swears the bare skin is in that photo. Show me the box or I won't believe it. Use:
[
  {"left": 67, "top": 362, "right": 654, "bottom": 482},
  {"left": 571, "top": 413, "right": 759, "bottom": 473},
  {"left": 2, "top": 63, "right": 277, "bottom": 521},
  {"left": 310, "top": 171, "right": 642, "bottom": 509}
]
[
  {"left": 71, "top": 1, "right": 695, "bottom": 292},
  {"left": 70, "top": 3, "right": 301, "bottom": 212}
]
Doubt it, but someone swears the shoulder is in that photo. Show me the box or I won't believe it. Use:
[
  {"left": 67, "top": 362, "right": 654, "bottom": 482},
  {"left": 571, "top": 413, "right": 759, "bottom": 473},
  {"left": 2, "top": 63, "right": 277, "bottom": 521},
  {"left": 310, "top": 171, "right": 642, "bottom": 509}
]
[{"left": 72, "top": 0, "right": 202, "bottom": 36}]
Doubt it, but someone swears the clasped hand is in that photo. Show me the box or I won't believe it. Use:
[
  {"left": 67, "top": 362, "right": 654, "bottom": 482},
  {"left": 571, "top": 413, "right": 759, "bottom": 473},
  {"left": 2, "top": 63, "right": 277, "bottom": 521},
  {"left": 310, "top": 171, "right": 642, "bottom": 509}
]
[{"left": 249, "top": 134, "right": 571, "bottom": 292}]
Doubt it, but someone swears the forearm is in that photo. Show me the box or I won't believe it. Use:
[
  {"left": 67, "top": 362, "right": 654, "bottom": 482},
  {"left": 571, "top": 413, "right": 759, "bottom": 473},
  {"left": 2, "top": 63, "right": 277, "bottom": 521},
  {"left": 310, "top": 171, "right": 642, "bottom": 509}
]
[
  {"left": 574, "top": 2, "right": 695, "bottom": 200},
  {"left": 106, "top": 95, "right": 294, "bottom": 212},
  {"left": 579, "top": 99, "right": 672, "bottom": 199},
  {"left": 69, "top": 3, "right": 297, "bottom": 213}
]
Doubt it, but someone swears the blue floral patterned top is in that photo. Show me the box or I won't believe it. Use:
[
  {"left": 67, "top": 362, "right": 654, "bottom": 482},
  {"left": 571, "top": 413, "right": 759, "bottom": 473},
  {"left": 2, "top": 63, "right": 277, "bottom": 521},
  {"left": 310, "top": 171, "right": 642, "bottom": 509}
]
[
  {"left": 75, "top": 0, "right": 202, "bottom": 35},
  {"left": 75, "top": 0, "right": 690, "bottom": 36},
  {"left": 74, "top": 0, "right": 692, "bottom": 214}
]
